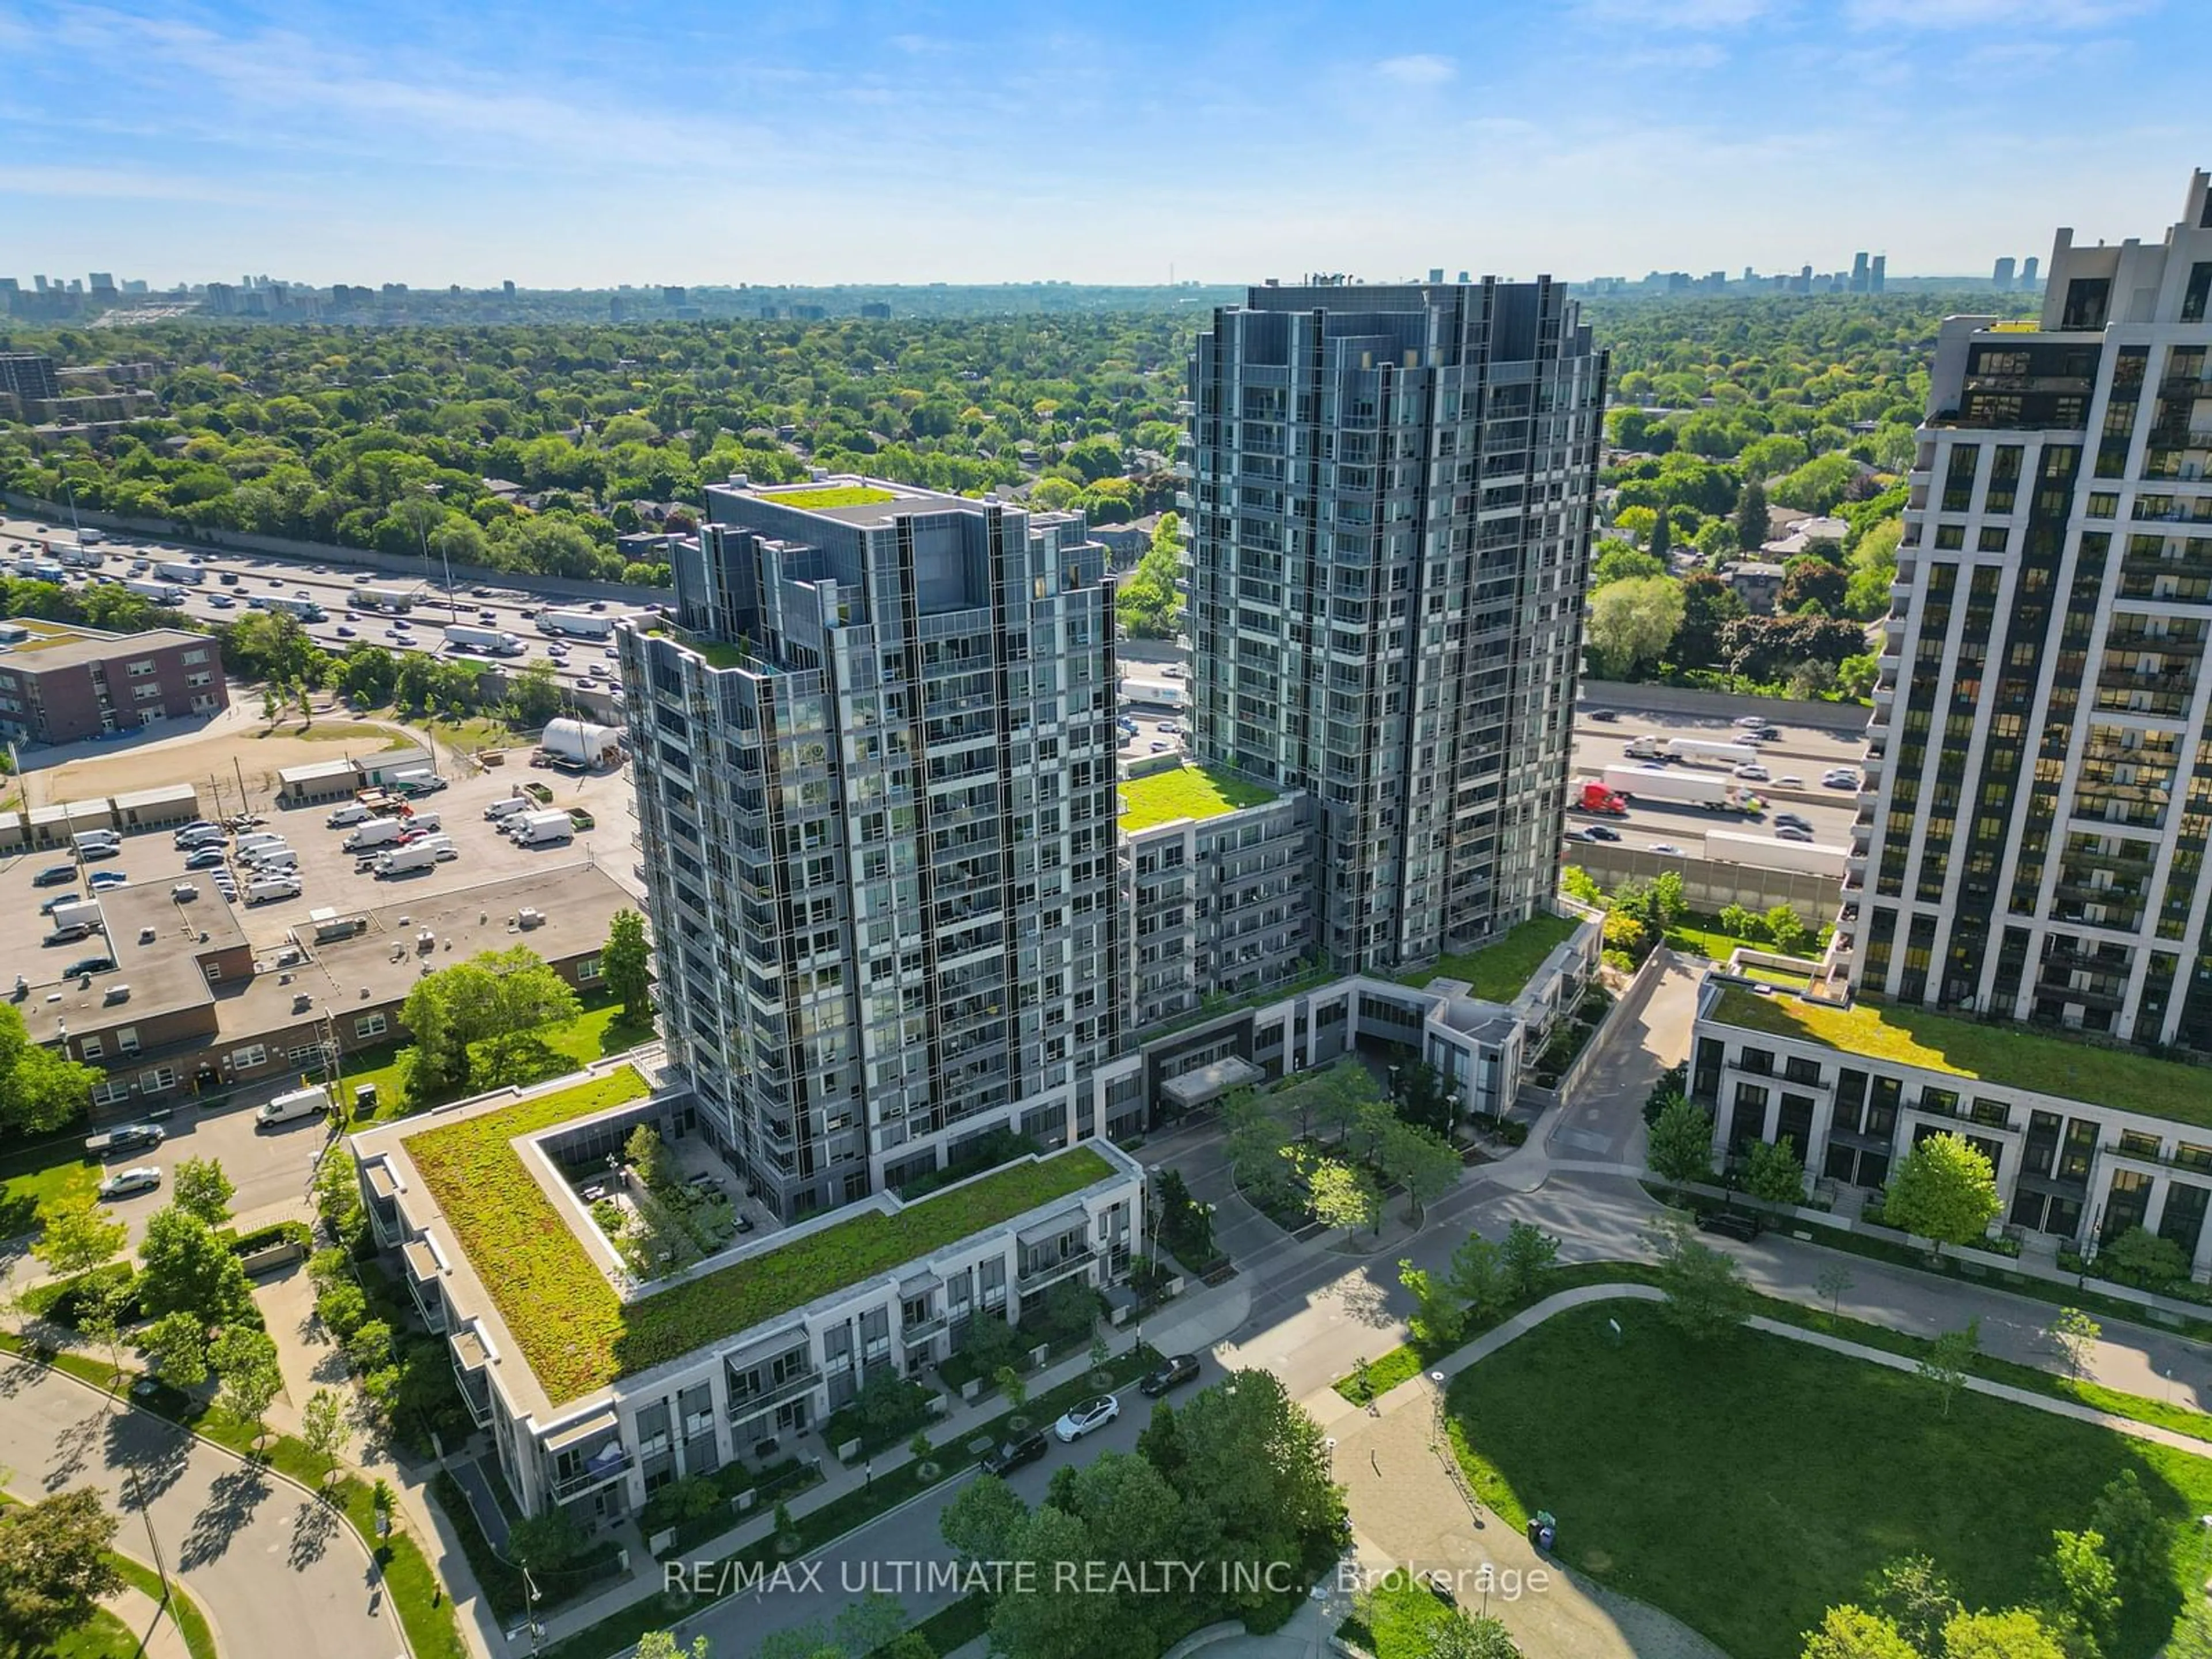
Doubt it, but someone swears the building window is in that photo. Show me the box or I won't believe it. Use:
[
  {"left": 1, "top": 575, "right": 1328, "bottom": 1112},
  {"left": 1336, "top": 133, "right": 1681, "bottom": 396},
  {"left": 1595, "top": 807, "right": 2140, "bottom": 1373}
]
[
  {"left": 133, "top": 684, "right": 162, "bottom": 702},
  {"left": 138, "top": 1066, "right": 177, "bottom": 1093},
  {"left": 355, "top": 1013, "right": 388, "bottom": 1040},
  {"left": 125, "top": 659, "right": 156, "bottom": 677},
  {"left": 117, "top": 1028, "right": 139, "bottom": 1056},
  {"left": 91, "top": 1078, "right": 131, "bottom": 1108},
  {"left": 203, "top": 962, "right": 221, "bottom": 984},
  {"left": 230, "top": 1045, "right": 266, "bottom": 1070},
  {"left": 79, "top": 1035, "right": 103, "bottom": 1059},
  {"left": 577, "top": 956, "right": 602, "bottom": 982},
  {"left": 285, "top": 1044, "right": 323, "bottom": 1066},
  {"left": 181, "top": 649, "right": 209, "bottom": 665}
]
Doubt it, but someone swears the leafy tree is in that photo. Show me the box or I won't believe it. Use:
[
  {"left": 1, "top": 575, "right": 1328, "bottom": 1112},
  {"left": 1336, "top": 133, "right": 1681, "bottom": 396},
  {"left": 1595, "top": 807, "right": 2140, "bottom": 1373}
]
[
  {"left": 138, "top": 1309, "right": 213, "bottom": 1387},
  {"left": 508, "top": 1508, "right": 591, "bottom": 1575},
  {"left": 1647, "top": 1095, "right": 1715, "bottom": 1185},
  {"left": 0, "top": 1002, "right": 101, "bottom": 1138},
  {"left": 505, "top": 661, "right": 565, "bottom": 728},
  {"left": 1764, "top": 906, "right": 1809, "bottom": 955},
  {"left": 137, "top": 1205, "right": 254, "bottom": 1326},
  {"left": 1941, "top": 1607, "right": 2067, "bottom": 1659},
  {"left": 1308, "top": 1158, "right": 1380, "bottom": 1240},
  {"left": 1448, "top": 1233, "right": 1512, "bottom": 1321},
  {"left": 1735, "top": 479, "right": 1770, "bottom": 551},
  {"left": 635, "top": 1636, "right": 711, "bottom": 1659},
  {"left": 1585, "top": 575, "right": 1684, "bottom": 680},
  {"left": 941, "top": 1474, "right": 1029, "bottom": 1567},
  {"left": 1429, "top": 1614, "right": 1523, "bottom": 1658},
  {"left": 0, "top": 1487, "right": 122, "bottom": 1653},
  {"left": 302, "top": 1387, "right": 352, "bottom": 1489},
  {"left": 1399, "top": 1259, "right": 1464, "bottom": 1350},
  {"left": 171, "top": 1155, "right": 235, "bottom": 1226},
  {"left": 1393, "top": 1057, "right": 1456, "bottom": 1136},
  {"left": 1865, "top": 1555, "right": 1961, "bottom": 1653},
  {"left": 1652, "top": 1215, "right": 1750, "bottom": 1338},
  {"left": 1648, "top": 503, "right": 1673, "bottom": 559},
  {"left": 1312, "top": 1065, "right": 1379, "bottom": 1146},
  {"left": 1917, "top": 1319, "right": 1979, "bottom": 1416},
  {"left": 346, "top": 1318, "right": 395, "bottom": 1374},
  {"left": 603, "top": 908, "right": 653, "bottom": 1022},
  {"left": 1592, "top": 545, "right": 1667, "bottom": 589},
  {"left": 994, "top": 1366, "right": 1027, "bottom": 1411},
  {"left": 1376, "top": 1119, "right": 1459, "bottom": 1222},
  {"left": 1816, "top": 1263, "right": 1855, "bottom": 1313},
  {"left": 1787, "top": 657, "right": 1838, "bottom": 699},
  {"left": 30, "top": 1193, "right": 125, "bottom": 1279},
  {"left": 1672, "top": 571, "right": 1748, "bottom": 669},
  {"left": 1224, "top": 1092, "right": 1293, "bottom": 1210},
  {"left": 2086, "top": 1469, "right": 2162, "bottom": 1593},
  {"left": 990, "top": 1504, "right": 1122, "bottom": 1659},
  {"left": 2047, "top": 1308, "right": 2099, "bottom": 1380},
  {"left": 211, "top": 1325, "right": 283, "bottom": 1445},
  {"left": 1772, "top": 453, "right": 1862, "bottom": 514},
  {"left": 1801, "top": 1606, "right": 1921, "bottom": 1659},
  {"left": 336, "top": 643, "right": 399, "bottom": 706},
  {"left": 1885, "top": 1133, "right": 2000, "bottom": 1255},
  {"left": 400, "top": 945, "right": 583, "bottom": 1099},
  {"left": 1744, "top": 1137, "right": 1807, "bottom": 1206},
  {"left": 2042, "top": 1528, "right": 2118, "bottom": 1655},
  {"left": 1499, "top": 1221, "right": 1560, "bottom": 1300}
]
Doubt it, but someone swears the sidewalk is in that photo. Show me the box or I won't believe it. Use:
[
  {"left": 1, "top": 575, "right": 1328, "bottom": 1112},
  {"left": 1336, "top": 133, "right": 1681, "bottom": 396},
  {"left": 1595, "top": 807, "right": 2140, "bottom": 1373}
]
[{"left": 99, "top": 1573, "right": 193, "bottom": 1659}]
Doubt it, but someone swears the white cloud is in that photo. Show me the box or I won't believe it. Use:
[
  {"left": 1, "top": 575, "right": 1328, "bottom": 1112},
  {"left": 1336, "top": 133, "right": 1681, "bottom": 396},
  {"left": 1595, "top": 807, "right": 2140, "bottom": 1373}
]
[
  {"left": 1579, "top": 0, "right": 1773, "bottom": 28},
  {"left": 1847, "top": 0, "right": 2154, "bottom": 27},
  {"left": 0, "top": 164, "right": 283, "bottom": 205},
  {"left": 1376, "top": 54, "right": 1457, "bottom": 86}
]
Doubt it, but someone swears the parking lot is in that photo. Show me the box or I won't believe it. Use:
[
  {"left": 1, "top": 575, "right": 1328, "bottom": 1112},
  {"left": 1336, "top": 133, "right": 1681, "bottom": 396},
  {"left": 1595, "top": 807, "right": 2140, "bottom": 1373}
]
[
  {"left": 6, "top": 758, "right": 643, "bottom": 997},
  {"left": 0, "top": 512, "right": 654, "bottom": 689}
]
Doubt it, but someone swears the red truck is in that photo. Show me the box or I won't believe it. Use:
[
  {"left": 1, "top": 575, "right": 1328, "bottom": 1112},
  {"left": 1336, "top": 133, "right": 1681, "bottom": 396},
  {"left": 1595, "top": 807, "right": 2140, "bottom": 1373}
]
[{"left": 1573, "top": 781, "right": 1630, "bottom": 816}]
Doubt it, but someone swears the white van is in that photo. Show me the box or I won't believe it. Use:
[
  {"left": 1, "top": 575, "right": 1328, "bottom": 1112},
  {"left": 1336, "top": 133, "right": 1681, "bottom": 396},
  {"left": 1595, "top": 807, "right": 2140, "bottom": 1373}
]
[
  {"left": 243, "top": 847, "right": 298, "bottom": 872},
  {"left": 245, "top": 875, "right": 300, "bottom": 904},
  {"left": 326, "top": 803, "right": 372, "bottom": 828},
  {"left": 71, "top": 830, "right": 120, "bottom": 854},
  {"left": 405, "top": 810, "right": 441, "bottom": 834},
  {"left": 256, "top": 1084, "right": 329, "bottom": 1128},
  {"left": 234, "top": 833, "right": 285, "bottom": 854},
  {"left": 484, "top": 797, "right": 529, "bottom": 822}
]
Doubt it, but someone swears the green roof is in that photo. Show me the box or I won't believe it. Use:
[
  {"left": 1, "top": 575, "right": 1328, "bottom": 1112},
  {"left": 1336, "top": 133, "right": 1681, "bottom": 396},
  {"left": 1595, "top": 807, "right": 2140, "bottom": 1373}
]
[
  {"left": 1118, "top": 763, "right": 1277, "bottom": 832},
  {"left": 404, "top": 1075, "right": 1118, "bottom": 1404},
  {"left": 1711, "top": 985, "right": 2212, "bottom": 1128},
  {"left": 1396, "top": 911, "right": 1585, "bottom": 1002},
  {"left": 763, "top": 484, "right": 897, "bottom": 510}
]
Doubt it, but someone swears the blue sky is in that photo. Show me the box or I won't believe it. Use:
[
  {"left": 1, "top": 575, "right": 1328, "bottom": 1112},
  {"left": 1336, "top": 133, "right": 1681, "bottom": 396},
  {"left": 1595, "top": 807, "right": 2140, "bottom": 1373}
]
[{"left": 2, "top": 0, "right": 2207, "bottom": 287}]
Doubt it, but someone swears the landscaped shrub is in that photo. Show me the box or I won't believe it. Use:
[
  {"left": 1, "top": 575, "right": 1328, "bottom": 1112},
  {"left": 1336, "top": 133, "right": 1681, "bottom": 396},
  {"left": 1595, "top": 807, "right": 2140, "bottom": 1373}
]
[
  {"left": 20, "top": 1260, "right": 140, "bottom": 1327},
  {"left": 823, "top": 1373, "right": 937, "bottom": 1458}
]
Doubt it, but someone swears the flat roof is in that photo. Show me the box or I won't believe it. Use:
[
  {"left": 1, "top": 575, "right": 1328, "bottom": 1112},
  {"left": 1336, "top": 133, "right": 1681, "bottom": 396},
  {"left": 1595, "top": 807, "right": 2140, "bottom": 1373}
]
[
  {"left": 1396, "top": 910, "right": 1585, "bottom": 1001},
  {"left": 2, "top": 627, "right": 203, "bottom": 673},
  {"left": 1709, "top": 984, "right": 2212, "bottom": 1129},
  {"left": 371, "top": 1067, "right": 1122, "bottom": 1406},
  {"left": 1118, "top": 762, "right": 1279, "bottom": 832},
  {"left": 25, "top": 880, "right": 237, "bottom": 1030},
  {"left": 718, "top": 475, "right": 991, "bottom": 527}
]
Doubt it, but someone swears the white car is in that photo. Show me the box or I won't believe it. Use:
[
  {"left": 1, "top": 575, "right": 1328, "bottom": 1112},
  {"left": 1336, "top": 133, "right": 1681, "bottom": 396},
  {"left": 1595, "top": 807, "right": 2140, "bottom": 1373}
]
[
  {"left": 1054, "top": 1394, "right": 1120, "bottom": 1443},
  {"left": 99, "top": 1166, "right": 162, "bottom": 1200},
  {"left": 1776, "top": 775, "right": 1804, "bottom": 789},
  {"left": 1649, "top": 843, "right": 1685, "bottom": 856},
  {"left": 1733, "top": 715, "right": 1774, "bottom": 730},
  {"left": 1775, "top": 825, "right": 1816, "bottom": 842},
  {"left": 1733, "top": 763, "right": 1769, "bottom": 781},
  {"left": 1823, "top": 770, "right": 1861, "bottom": 789}
]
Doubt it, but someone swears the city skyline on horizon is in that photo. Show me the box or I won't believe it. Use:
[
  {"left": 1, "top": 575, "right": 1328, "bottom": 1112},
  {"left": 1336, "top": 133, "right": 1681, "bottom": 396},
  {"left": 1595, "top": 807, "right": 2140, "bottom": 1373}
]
[{"left": 3, "top": 0, "right": 2205, "bottom": 289}]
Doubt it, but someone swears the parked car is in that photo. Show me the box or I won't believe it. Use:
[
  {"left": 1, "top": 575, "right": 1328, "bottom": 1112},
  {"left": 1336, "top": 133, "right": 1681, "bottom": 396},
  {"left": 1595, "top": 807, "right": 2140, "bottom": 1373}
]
[
  {"left": 99, "top": 1166, "right": 162, "bottom": 1200},
  {"left": 172, "top": 821, "right": 222, "bottom": 842},
  {"left": 38, "top": 893, "right": 81, "bottom": 915},
  {"left": 75, "top": 840, "right": 121, "bottom": 861},
  {"left": 32, "top": 863, "right": 76, "bottom": 887},
  {"left": 184, "top": 849, "right": 229, "bottom": 871},
  {"left": 63, "top": 955, "right": 116, "bottom": 978},
  {"left": 1139, "top": 1354, "right": 1200, "bottom": 1397},
  {"left": 228, "top": 814, "right": 266, "bottom": 830},
  {"left": 1583, "top": 824, "right": 1622, "bottom": 842},
  {"left": 1053, "top": 1395, "right": 1120, "bottom": 1442},
  {"left": 980, "top": 1429, "right": 1050, "bottom": 1477},
  {"left": 87, "top": 872, "right": 128, "bottom": 892}
]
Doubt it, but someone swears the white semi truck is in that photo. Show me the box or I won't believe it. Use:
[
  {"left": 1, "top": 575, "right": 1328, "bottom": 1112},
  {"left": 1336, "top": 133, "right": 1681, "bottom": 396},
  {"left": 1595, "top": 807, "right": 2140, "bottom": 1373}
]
[
  {"left": 1704, "top": 829, "right": 1851, "bottom": 878},
  {"left": 538, "top": 608, "right": 615, "bottom": 639},
  {"left": 1623, "top": 736, "right": 1762, "bottom": 768},
  {"left": 443, "top": 624, "right": 527, "bottom": 657},
  {"left": 123, "top": 578, "right": 185, "bottom": 605},
  {"left": 1601, "top": 765, "right": 1762, "bottom": 814}
]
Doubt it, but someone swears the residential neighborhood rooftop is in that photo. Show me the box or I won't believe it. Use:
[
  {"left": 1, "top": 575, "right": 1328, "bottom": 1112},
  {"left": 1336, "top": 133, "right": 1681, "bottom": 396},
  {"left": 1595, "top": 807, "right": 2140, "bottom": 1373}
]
[
  {"left": 1118, "top": 762, "right": 1278, "bottom": 833},
  {"left": 1397, "top": 909, "right": 1586, "bottom": 1003},
  {"left": 1710, "top": 984, "right": 2212, "bottom": 1128}
]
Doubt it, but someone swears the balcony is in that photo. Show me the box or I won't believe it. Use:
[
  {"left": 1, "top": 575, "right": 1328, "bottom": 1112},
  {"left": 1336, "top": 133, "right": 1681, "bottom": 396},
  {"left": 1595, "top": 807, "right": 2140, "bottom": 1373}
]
[
  {"left": 1017, "top": 1246, "right": 1096, "bottom": 1291},
  {"left": 544, "top": 1411, "right": 632, "bottom": 1503},
  {"left": 901, "top": 1313, "right": 948, "bottom": 1347},
  {"left": 450, "top": 1330, "right": 494, "bottom": 1430},
  {"left": 725, "top": 1363, "right": 820, "bottom": 1418}
]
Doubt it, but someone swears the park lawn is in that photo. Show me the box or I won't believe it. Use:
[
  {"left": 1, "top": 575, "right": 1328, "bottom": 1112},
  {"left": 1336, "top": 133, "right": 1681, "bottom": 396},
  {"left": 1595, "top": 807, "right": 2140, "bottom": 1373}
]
[
  {"left": 1338, "top": 1573, "right": 1471, "bottom": 1658},
  {"left": 1397, "top": 911, "right": 1582, "bottom": 1001},
  {"left": 1446, "top": 1304, "right": 2206, "bottom": 1659},
  {"left": 1665, "top": 916, "right": 1767, "bottom": 961},
  {"left": 46, "top": 1605, "right": 138, "bottom": 1659},
  {"left": 0, "top": 1140, "right": 100, "bottom": 1236},
  {"left": 346, "top": 995, "right": 655, "bottom": 1121}
]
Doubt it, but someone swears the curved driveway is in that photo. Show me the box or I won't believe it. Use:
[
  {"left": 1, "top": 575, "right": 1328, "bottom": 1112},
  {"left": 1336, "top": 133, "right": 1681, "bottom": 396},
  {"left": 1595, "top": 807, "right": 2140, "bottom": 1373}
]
[{"left": 0, "top": 1354, "right": 402, "bottom": 1659}]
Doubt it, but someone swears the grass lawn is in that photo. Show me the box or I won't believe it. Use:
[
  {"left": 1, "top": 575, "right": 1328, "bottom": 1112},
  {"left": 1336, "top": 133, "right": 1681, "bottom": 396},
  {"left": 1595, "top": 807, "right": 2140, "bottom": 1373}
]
[
  {"left": 250, "top": 717, "right": 410, "bottom": 748},
  {"left": 1446, "top": 1304, "right": 2207, "bottom": 1659},
  {"left": 0, "top": 1139, "right": 100, "bottom": 1236},
  {"left": 1397, "top": 911, "right": 1582, "bottom": 1001},
  {"left": 0, "top": 1493, "right": 218, "bottom": 1659},
  {"left": 1665, "top": 918, "right": 1766, "bottom": 960},
  {"left": 1713, "top": 984, "right": 2212, "bottom": 1127},
  {"left": 1118, "top": 762, "right": 1278, "bottom": 832},
  {"left": 47, "top": 1605, "right": 137, "bottom": 1659},
  {"left": 345, "top": 995, "right": 655, "bottom": 1121},
  {"left": 425, "top": 715, "right": 520, "bottom": 756},
  {"left": 1337, "top": 1573, "right": 1476, "bottom": 1658}
]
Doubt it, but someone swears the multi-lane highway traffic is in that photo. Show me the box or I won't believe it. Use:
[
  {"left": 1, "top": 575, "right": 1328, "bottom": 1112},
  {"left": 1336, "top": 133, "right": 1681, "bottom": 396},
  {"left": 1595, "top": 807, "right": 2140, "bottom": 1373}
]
[{"left": 0, "top": 512, "right": 660, "bottom": 690}]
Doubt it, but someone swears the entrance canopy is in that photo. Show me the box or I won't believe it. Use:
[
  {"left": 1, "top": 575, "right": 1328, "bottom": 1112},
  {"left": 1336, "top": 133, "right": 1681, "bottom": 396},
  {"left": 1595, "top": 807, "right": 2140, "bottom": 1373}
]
[{"left": 1160, "top": 1055, "right": 1264, "bottom": 1113}]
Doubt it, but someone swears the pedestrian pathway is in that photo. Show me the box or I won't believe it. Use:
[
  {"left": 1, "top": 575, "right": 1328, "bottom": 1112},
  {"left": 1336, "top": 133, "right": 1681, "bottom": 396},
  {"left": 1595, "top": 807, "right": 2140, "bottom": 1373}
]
[{"left": 99, "top": 1570, "right": 194, "bottom": 1659}]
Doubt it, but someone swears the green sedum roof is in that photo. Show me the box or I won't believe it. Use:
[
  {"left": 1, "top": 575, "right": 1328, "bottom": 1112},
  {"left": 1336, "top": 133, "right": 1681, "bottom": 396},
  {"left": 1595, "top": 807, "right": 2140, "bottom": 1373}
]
[
  {"left": 1711, "top": 985, "right": 2212, "bottom": 1129},
  {"left": 404, "top": 1075, "right": 1117, "bottom": 1404},
  {"left": 1396, "top": 911, "right": 1584, "bottom": 1002},
  {"left": 762, "top": 484, "right": 898, "bottom": 510},
  {"left": 1118, "top": 762, "right": 1277, "bottom": 832}
]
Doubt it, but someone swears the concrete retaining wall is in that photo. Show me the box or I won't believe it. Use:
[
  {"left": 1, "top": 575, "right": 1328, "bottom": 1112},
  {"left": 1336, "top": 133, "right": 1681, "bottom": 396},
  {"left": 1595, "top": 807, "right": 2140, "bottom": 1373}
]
[
  {"left": 1582, "top": 679, "right": 1871, "bottom": 733},
  {"left": 1, "top": 490, "right": 668, "bottom": 608},
  {"left": 1566, "top": 842, "right": 1840, "bottom": 923}
]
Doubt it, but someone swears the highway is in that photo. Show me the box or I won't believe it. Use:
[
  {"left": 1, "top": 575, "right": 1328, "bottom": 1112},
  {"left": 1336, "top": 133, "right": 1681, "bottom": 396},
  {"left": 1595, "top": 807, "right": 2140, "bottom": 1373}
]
[{"left": 0, "top": 512, "right": 658, "bottom": 691}]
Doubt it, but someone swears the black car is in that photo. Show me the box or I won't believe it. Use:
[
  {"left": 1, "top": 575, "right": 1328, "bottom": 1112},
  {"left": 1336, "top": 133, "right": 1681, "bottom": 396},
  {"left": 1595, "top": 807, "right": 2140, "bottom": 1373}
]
[
  {"left": 62, "top": 956, "right": 116, "bottom": 979},
  {"left": 33, "top": 863, "right": 77, "bottom": 887},
  {"left": 980, "top": 1429, "right": 1048, "bottom": 1478},
  {"left": 1139, "top": 1353, "right": 1200, "bottom": 1397},
  {"left": 1586, "top": 708, "right": 1620, "bottom": 722},
  {"left": 1584, "top": 824, "right": 1622, "bottom": 842}
]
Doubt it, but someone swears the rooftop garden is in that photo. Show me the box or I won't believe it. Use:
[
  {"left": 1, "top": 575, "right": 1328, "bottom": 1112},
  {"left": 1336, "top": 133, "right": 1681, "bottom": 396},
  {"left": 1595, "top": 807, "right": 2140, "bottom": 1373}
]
[
  {"left": 403, "top": 1077, "right": 1116, "bottom": 1403},
  {"left": 1712, "top": 985, "right": 2212, "bottom": 1128},
  {"left": 762, "top": 484, "right": 898, "bottom": 510},
  {"left": 1396, "top": 910, "right": 1584, "bottom": 1002},
  {"left": 1118, "top": 762, "right": 1277, "bottom": 832}
]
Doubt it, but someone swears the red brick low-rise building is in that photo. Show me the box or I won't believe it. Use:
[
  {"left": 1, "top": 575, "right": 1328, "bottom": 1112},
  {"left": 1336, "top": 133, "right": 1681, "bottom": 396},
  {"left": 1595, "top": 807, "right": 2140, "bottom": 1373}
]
[{"left": 0, "top": 623, "right": 226, "bottom": 745}]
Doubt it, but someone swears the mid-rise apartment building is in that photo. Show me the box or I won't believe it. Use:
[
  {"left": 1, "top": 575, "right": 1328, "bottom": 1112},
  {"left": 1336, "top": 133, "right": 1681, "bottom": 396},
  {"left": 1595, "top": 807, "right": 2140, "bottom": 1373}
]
[
  {"left": 1838, "top": 169, "right": 2212, "bottom": 1050},
  {"left": 619, "top": 478, "right": 1123, "bottom": 1220},
  {"left": 1184, "top": 279, "right": 1607, "bottom": 975},
  {"left": 0, "top": 623, "right": 226, "bottom": 744}
]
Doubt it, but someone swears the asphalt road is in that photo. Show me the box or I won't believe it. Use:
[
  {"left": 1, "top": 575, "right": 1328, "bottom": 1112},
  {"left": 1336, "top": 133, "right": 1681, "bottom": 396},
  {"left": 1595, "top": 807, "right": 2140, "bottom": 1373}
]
[
  {"left": 1, "top": 513, "right": 652, "bottom": 682},
  {"left": 0, "top": 1354, "right": 400, "bottom": 1659}
]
